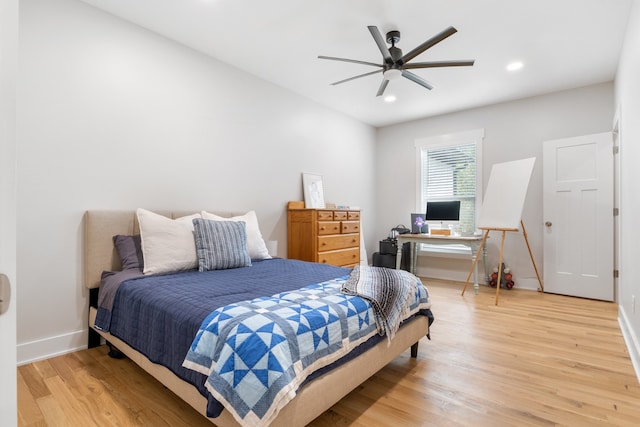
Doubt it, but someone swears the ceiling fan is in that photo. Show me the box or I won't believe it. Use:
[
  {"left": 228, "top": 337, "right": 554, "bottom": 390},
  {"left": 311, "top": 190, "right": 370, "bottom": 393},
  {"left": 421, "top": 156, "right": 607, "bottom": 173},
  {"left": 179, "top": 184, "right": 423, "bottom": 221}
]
[{"left": 318, "top": 26, "right": 475, "bottom": 97}]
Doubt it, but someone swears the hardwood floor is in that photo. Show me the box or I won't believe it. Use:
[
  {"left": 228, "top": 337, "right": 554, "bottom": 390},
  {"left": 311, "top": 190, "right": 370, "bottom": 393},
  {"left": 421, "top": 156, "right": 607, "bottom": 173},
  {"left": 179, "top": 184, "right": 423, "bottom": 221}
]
[{"left": 18, "top": 280, "right": 640, "bottom": 426}]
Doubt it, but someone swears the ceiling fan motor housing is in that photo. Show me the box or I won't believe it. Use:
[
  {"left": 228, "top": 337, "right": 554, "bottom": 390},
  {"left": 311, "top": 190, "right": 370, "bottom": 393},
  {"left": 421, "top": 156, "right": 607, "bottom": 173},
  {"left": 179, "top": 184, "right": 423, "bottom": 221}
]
[{"left": 385, "top": 30, "right": 401, "bottom": 45}]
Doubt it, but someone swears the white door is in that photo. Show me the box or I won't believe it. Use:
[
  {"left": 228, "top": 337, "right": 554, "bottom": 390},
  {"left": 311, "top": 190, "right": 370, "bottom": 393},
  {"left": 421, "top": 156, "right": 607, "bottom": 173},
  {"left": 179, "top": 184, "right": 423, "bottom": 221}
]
[
  {"left": 543, "top": 132, "right": 613, "bottom": 301},
  {"left": 1, "top": 0, "right": 19, "bottom": 425}
]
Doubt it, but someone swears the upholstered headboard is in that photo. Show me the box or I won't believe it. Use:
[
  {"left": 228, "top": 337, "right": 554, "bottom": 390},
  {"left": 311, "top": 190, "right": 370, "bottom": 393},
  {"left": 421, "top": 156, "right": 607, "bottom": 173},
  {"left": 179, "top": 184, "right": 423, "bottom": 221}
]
[{"left": 83, "top": 210, "right": 238, "bottom": 289}]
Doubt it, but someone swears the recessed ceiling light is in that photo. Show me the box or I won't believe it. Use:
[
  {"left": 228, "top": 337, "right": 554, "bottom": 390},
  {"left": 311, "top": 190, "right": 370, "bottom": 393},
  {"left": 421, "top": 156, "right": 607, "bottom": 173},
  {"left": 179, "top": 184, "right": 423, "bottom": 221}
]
[
  {"left": 384, "top": 95, "right": 397, "bottom": 103},
  {"left": 506, "top": 61, "right": 524, "bottom": 71}
]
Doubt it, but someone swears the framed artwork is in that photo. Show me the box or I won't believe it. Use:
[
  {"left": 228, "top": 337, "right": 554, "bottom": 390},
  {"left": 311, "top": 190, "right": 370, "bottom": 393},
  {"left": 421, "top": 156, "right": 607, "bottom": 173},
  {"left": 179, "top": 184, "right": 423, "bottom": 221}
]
[
  {"left": 302, "top": 173, "right": 325, "bottom": 208},
  {"left": 411, "top": 213, "right": 428, "bottom": 234}
]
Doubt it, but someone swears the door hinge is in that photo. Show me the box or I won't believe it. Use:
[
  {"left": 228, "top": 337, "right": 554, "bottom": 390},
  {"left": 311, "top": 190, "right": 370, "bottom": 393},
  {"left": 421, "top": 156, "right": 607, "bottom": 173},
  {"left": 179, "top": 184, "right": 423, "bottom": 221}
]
[
  {"left": 614, "top": 207, "right": 620, "bottom": 216},
  {"left": 614, "top": 269, "right": 619, "bottom": 278},
  {"left": 613, "top": 146, "right": 620, "bottom": 155}
]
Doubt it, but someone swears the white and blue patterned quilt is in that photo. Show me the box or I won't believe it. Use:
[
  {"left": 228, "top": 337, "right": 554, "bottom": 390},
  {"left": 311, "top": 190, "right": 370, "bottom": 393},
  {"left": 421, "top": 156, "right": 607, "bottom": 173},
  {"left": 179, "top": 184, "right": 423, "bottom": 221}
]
[{"left": 182, "top": 274, "right": 430, "bottom": 427}]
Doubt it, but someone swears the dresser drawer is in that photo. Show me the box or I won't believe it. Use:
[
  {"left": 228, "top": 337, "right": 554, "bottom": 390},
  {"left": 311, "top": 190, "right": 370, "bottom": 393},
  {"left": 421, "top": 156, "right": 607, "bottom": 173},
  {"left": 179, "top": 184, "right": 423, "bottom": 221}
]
[
  {"left": 318, "top": 234, "right": 359, "bottom": 252},
  {"left": 317, "top": 211, "right": 334, "bottom": 221},
  {"left": 333, "top": 211, "right": 348, "bottom": 221},
  {"left": 341, "top": 221, "right": 360, "bottom": 234},
  {"left": 317, "top": 247, "right": 360, "bottom": 266},
  {"left": 318, "top": 221, "right": 341, "bottom": 235},
  {"left": 348, "top": 211, "right": 360, "bottom": 220}
]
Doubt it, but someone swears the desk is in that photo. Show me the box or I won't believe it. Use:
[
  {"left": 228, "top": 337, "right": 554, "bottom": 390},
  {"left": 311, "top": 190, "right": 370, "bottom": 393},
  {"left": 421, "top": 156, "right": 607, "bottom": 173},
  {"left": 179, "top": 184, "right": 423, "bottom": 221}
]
[{"left": 396, "top": 234, "right": 488, "bottom": 294}]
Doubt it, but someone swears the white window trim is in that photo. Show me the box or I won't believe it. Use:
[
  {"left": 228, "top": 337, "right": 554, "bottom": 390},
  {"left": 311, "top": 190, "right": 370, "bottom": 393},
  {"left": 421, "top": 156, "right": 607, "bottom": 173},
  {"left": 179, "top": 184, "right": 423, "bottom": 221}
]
[{"left": 414, "top": 129, "right": 484, "bottom": 256}]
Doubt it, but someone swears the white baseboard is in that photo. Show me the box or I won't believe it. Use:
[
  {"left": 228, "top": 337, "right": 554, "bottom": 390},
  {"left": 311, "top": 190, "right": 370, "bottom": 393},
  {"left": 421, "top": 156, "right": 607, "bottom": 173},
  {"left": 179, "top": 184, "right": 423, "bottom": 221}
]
[
  {"left": 17, "top": 329, "right": 87, "bottom": 366},
  {"left": 516, "top": 277, "right": 543, "bottom": 291},
  {"left": 619, "top": 305, "right": 640, "bottom": 383}
]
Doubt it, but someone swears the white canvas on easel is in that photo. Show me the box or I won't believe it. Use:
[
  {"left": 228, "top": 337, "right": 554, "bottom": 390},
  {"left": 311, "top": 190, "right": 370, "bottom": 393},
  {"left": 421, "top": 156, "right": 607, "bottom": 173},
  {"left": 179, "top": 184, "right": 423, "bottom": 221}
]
[
  {"left": 477, "top": 157, "right": 536, "bottom": 231},
  {"left": 463, "top": 157, "right": 543, "bottom": 304}
]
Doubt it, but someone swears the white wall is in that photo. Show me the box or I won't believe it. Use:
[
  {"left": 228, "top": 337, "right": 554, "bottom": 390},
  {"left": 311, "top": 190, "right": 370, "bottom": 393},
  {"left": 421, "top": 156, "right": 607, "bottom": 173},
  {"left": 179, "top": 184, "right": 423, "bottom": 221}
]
[
  {"left": 16, "top": 0, "right": 376, "bottom": 363},
  {"left": 615, "top": 0, "right": 640, "bottom": 380},
  {"left": 0, "top": 0, "right": 18, "bottom": 424},
  {"left": 376, "top": 82, "right": 614, "bottom": 288}
]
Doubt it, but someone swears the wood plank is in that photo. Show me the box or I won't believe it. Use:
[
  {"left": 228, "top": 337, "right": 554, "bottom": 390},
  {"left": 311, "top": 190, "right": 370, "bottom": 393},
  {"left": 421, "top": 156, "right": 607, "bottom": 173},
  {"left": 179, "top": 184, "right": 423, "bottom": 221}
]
[
  {"left": 17, "top": 279, "right": 640, "bottom": 426},
  {"left": 18, "top": 364, "right": 51, "bottom": 400},
  {"left": 16, "top": 368, "right": 45, "bottom": 427},
  {"left": 35, "top": 395, "right": 69, "bottom": 427}
]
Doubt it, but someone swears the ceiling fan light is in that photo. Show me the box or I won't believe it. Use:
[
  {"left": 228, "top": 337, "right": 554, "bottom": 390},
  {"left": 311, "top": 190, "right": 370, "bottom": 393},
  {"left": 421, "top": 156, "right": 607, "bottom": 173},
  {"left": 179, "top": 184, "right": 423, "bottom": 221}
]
[{"left": 384, "top": 68, "right": 402, "bottom": 80}]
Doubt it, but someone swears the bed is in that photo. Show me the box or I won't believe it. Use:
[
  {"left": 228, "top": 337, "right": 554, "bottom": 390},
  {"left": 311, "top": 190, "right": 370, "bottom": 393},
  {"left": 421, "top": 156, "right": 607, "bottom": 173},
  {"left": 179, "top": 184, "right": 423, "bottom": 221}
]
[{"left": 84, "top": 209, "right": 433, "bottom": 427}]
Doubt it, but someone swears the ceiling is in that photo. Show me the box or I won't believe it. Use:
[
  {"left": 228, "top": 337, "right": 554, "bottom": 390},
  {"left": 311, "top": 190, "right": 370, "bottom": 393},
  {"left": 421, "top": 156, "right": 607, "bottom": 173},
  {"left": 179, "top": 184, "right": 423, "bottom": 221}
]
[{"left": 79, "top": 0, "right": 633, "bottom": 128}]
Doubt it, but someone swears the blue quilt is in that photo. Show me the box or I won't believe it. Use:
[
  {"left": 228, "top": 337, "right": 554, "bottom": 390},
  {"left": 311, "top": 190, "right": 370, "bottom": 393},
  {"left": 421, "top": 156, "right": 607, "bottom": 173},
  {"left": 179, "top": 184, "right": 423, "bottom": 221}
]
[
  {"left": 183, "top": 273, "right": 430, "bottom": 427},
  {"left": 105, "top": 258, "right": 353, "bottom": 418}
]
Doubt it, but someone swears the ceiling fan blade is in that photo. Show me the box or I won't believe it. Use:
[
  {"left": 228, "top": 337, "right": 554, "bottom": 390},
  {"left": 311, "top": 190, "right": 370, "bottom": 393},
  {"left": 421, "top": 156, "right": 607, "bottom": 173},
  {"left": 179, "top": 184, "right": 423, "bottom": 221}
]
[
  {"left": 404, "top": 59, "right": 475, "bottom": 69},
  {"left": 318, "top": 55, "right": 382, "bottom": 68},
  {"left": 400, "top": 26, "right": 458, "bottom": 64},
  {"left": 367, "top": 26, "right": 394, "bottom": 65},
  {"left": 331, "top": 69, "right": 382, "bottom": 86},
  {"left": 376, "top": 79, "right": 389, "bottom": 97},
  {"left": 401, "top": 70, "right": 434, "bottom": 90}
]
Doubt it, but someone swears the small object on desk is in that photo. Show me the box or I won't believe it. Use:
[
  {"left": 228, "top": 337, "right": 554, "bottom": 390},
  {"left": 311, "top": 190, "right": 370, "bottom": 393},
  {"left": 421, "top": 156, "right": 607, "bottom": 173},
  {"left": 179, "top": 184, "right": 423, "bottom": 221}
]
[
  {"left": 388, "top": 225, "right": 410, "bottom": 239},
  {"left": 430, "top": 228, "right": 451, "bottom": 236},
  {"left": 411, "top": 214, "right": 428, "bottom": 234}
]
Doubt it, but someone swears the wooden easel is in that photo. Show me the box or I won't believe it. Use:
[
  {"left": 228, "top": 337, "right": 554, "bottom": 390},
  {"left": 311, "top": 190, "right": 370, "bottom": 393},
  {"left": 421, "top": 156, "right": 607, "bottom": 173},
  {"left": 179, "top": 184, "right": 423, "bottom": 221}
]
[
  {"left": 459, "top": 157, "right": 541, "bottom": 305},
  {"left": 461, "top": 220, "right": 543, "bottom": 305}
]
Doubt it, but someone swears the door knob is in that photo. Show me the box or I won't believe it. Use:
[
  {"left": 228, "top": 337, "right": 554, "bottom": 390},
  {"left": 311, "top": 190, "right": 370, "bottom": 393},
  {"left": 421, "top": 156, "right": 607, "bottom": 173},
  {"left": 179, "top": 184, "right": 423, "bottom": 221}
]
[
  {"left": 545, "top": 221, "right": 552, "bottom": 227},
  {"left": 0, "top": 274, "right": 10, "bottom": 315}
]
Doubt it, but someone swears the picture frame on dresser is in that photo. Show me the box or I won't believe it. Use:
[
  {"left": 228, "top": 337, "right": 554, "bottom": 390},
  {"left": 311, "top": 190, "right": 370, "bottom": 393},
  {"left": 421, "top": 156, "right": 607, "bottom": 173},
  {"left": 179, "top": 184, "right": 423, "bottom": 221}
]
[{"left": 302, "top": 172, "right": 325, "bottom": 208}]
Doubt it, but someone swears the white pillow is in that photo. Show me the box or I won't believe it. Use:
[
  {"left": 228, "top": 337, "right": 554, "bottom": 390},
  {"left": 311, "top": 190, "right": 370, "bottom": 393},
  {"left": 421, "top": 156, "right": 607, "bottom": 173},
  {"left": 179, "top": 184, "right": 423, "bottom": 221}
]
[
  {"left": 137, "top": 208, "right": 201, "bottom": 275},
  {"left": 201, "top": 210, "right": 271, "bottom": 260}
]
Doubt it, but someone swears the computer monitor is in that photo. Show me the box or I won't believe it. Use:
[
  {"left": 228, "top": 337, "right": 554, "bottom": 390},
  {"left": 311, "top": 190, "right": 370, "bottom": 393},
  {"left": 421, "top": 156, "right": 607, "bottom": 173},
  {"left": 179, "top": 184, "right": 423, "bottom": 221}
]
[{"left": 425, "top": 200, "right": 461, "bottom": 228}]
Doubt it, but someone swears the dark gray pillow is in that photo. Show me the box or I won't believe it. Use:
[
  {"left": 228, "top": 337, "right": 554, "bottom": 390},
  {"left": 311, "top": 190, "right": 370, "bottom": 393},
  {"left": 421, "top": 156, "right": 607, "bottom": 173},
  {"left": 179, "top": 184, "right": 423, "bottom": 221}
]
[
  {"left": 113, "top": 235, "right": 144, "bottom": 271},
  {"left": 193, "top": 219, "right": 252, "bottom": 271}
]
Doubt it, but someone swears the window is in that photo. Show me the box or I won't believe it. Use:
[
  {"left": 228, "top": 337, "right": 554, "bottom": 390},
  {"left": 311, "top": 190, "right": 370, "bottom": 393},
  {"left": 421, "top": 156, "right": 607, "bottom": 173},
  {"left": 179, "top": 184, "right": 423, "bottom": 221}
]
[{"left": 415, "top": 129, "right": 484, "bottom": 235}]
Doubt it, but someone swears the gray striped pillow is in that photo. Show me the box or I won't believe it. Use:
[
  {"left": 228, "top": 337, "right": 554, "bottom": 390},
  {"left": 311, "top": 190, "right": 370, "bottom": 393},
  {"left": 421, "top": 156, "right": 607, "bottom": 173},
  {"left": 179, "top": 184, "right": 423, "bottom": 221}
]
[{"left": 193, "top": 219, "right": 252, "bottom": 271}]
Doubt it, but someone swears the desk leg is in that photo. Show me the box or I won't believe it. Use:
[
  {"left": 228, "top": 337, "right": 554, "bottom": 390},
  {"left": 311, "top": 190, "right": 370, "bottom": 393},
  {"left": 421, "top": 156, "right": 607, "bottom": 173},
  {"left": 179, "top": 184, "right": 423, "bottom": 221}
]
[
  {"left": 482, "top": 245, "right": 489, "bottom": 284},
  {"left": 462, "top": 231, "right": 489, "bottom": 296},
  {"left": 471, "top": 246, "right": 479, "bottom": 295}
]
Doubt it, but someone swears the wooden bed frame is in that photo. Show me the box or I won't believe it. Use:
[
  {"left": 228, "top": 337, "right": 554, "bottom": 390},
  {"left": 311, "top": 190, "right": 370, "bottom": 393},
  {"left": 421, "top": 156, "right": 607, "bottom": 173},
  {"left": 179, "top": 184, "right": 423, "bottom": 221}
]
[{"left": 83, "top": 210, "right": 431, "bottom": 426}]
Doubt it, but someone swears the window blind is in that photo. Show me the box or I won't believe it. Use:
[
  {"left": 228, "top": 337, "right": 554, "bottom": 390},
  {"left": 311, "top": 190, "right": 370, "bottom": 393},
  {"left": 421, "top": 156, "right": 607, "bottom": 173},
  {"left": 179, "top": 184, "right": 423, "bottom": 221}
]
[{"left": 421, "top": 142, "right": 477, "bottom": 233}]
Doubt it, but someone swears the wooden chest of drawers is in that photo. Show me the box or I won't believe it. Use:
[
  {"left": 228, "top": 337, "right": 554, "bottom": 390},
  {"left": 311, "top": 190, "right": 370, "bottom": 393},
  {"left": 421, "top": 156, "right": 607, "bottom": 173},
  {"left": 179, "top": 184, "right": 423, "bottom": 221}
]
[{"left": 287, "top": 201, "right": 360, "bottom": 268}]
